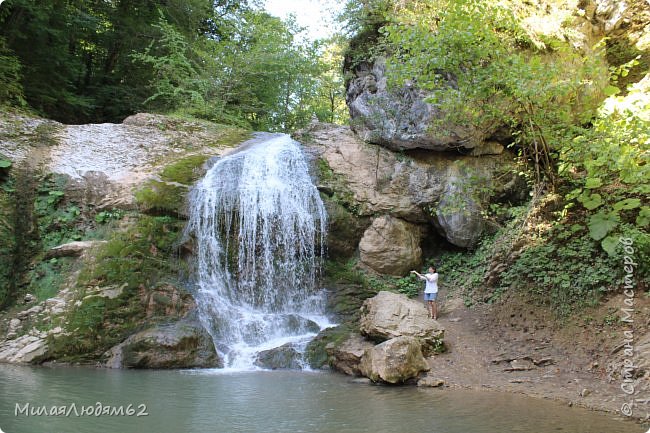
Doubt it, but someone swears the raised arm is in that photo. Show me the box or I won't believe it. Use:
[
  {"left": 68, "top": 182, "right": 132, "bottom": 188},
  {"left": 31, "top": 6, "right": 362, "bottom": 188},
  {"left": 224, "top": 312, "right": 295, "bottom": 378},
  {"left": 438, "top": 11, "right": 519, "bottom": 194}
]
[{"left": 410, "top": 270, "right": 425, "bottom": 280}]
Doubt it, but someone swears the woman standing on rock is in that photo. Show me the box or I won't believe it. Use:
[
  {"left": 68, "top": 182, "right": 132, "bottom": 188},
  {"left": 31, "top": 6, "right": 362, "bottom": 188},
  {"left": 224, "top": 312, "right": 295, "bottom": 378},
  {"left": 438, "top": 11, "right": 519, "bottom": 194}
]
[{"left": 411, "top": 267, "right": 439, "bottom": 320}]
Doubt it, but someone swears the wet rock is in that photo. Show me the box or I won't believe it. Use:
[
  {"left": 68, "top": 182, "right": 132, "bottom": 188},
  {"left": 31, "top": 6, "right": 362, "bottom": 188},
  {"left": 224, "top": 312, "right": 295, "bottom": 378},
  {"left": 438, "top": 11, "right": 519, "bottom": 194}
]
[
  {"left": 104, "top": 320, "right": 221, "bottom": 369},
  {"left": 359, "top": 215, "right": 422, "bottom": 275},
  {"left": 359, "top": 336, "right": 430, "bottom": 384},
  {"left": 326, "top": 333, "right": 375, "bottom": 376},
  {"left": 359, "top": 291, "right": 444, "bottom": 352},
  {"left": 417, "top": 376, "right": 445, "bottom": 387},
  {"left": 254, "top": 343, "right": 302, "bottom": 370}
]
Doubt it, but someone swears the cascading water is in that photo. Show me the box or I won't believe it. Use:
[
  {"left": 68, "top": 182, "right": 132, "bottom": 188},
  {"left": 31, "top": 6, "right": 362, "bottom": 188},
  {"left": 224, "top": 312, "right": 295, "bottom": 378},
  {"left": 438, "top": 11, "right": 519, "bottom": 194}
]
[{"left": 183, "top": 133, "right": 331, "bottom": 369}]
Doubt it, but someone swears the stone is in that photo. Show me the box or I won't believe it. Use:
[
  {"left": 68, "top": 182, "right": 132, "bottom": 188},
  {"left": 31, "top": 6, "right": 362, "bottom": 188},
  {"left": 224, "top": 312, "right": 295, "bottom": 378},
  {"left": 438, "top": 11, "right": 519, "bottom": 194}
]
[
  {"left": 45, "top": 240, "right": 107, "bottom": 259},
  {"left": 8, "top": 318, "right": 21, "bottom": 330},
  {"left": 24, "top": 294, "right": 36, "bottom": 303},
  {"left": 254, "top": 344, "right": 302, "bottom": 370},
  {"left": 0, "top": 334, "right": 48, "bottom": 363},
  {"left": 326, "top": 333, "right": 375, "bottom": 376},
  {"left": 505, "top": 359, "right": 535, "bottom": 372},
  {"left": 25, "top": 305, "right": 43, "bottom": 316},
  {"left": 359, "top": 336, "right": 430, "bottom": 384},
  {"left": 104, "top": 320, "right": 221, "bottom": 369},
  {"left": 417, "top": 376, "right": 445, "bottom": 387},
  {"left": 346, "top": 58, "right": 493, "bottom": 152},
  {"left": 359, "top": 291, "right": 444, "bottom": 352},
  {"left": 359, "top": 215, "right": 422, "bottom": 275},
  {"left": 434, "top": 163, "right": 485, "bottom": 248}
]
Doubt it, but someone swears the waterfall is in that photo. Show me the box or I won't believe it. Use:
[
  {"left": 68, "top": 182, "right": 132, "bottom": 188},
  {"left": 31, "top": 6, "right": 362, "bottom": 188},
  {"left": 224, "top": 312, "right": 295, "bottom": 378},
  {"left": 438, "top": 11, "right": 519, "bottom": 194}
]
[{"left": 183, "top": 133, "right": 330, "bottom": 369}]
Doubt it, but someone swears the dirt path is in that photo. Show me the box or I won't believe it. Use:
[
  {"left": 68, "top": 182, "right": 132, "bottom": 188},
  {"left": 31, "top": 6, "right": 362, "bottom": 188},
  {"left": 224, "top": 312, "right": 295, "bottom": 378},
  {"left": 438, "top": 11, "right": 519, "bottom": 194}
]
[{"left": 421, "top": 291, "right": 650, "bottom": 425}]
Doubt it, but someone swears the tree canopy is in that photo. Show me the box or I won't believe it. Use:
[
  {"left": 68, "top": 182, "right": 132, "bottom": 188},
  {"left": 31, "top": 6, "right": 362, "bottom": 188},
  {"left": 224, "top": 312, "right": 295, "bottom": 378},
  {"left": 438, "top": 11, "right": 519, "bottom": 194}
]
[{"left": 0, "top": 0, "right": 347, "bottom": 130}]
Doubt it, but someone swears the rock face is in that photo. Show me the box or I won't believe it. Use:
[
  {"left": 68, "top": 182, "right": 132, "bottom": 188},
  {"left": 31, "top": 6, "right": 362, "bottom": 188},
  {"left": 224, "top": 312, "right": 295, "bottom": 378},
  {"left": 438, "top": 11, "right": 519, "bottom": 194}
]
[
  {"left": 298, "top": 122, "right": 521, "bottom": 250},
  {"left": 104, "top": 319, "right": 221, "bottom": 369},
  {"left": 346, "top": 58, "right": 492, "bottom": 152},
  {"left": 359, "top": 336, "right": 430, "bottom": 383},
  {"left": 359, "top": 291, "right": 444, "bottom": 352},
  {"left": 359, "top": 215, "right": 422, "bottom": 275},
  {"left": 434, "top": 163, "right": 485, "bottom": 248},
  {"left": 0, "top": 334, "right": 48, "bottom": 363},
  {"left": 0, "top": 112, "right": 247, "bottom": 210},
  {"left": 254, "top": 343, "right": 303, "bottom": 370}
]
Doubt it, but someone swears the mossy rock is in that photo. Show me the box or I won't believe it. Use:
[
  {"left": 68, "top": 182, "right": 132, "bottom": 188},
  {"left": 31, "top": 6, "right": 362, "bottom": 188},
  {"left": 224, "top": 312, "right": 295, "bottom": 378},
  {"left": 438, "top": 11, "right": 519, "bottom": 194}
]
[
  {"left": 305, "top": 323, "right": 356, "bottom": 369},
  {"left": 160, "top": 155, "right": 210, "bottom": 185},
  {"left": 134, "top": 181, "right": 188, "bottom": 215}
]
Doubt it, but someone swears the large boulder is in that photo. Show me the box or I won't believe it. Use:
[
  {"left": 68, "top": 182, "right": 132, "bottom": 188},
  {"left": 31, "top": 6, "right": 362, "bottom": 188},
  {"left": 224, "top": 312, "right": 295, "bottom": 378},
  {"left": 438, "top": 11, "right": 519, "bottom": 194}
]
[
  {"left": 326, "top": 333, "right": 375, "bottom": 376},
  {"left": 359, "top": 291, "right": 444, "bottom": 352},
  {"left": 346, "top": 58, "right": 493, "bottom": 152},
  {"left": 358, "top": 215, "right": 422, "bottom": 275},
  {"left": 359, "top": 336, "right": 430, "bottom": 383},
  {"left": 104, "top": 320, "right": 221, "bottom": 369}
]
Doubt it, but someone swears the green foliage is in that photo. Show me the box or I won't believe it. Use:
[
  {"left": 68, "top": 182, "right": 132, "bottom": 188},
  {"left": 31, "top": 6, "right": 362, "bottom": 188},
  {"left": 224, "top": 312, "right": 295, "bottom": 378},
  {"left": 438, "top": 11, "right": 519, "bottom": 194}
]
[
  {"left": 377, "top": 0, "right": 606, "bottom": 186},
  {"left": 47, "top": 288, "right": 144, "bottom": 362},
  {"left": 131, "top": 15, "right": 213, "bottom": 115},
  {"left": 134, "top": 181, "right": 187, "bottom": 215},
  {"left": 0, "top": 179, "right": 16, "bottom": 306},
  {"left": 94, "top": 209, "right": 125, "bottom": 225},
  {"left": 0, "top": 37, "right": 25, "bottom": 108},
  {"left": 27, "top": 258, "right": 73, "bottom": 301},
  {"left": 0, "top": 159, "right": 11, "bottom": 169},
  {"left": 500, "top": 226, "right": 620, "bottom": 317},
  {"left": 78, "top": 215, "right": 184, "bottom": 291},
  {"left": 560, "top": 72, "right": 649, "bottom": 253},
  {"left": 34, "top": 175, "right": 84, "bottom": 250}
]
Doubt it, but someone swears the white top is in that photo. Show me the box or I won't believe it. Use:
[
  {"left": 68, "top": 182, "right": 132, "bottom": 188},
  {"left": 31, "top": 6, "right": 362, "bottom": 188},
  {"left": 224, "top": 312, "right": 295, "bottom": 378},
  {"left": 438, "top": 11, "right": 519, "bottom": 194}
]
[{"left": 421, "top": 272, "right": 438, "bottom": 294}]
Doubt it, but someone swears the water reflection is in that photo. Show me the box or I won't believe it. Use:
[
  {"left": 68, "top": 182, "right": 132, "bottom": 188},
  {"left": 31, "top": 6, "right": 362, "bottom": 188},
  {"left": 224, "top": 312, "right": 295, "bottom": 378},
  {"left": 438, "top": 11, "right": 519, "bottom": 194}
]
[{"left": 0, "top": 365, "right": 642, "bottom": 433}]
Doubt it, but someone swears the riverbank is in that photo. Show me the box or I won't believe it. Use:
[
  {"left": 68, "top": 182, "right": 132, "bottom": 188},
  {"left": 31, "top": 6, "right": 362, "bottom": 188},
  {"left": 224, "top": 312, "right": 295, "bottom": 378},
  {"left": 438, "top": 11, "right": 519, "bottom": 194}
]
[{"left": 422, "top": 289, "right": 650, "bottom": 424}]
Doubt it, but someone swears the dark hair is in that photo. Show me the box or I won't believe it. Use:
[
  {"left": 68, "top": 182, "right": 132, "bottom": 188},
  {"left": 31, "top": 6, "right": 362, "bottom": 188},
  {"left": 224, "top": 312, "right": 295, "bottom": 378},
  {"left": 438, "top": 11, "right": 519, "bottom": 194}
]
[{"left": 428, "top": 266, "right": 436, "bottom": 272}]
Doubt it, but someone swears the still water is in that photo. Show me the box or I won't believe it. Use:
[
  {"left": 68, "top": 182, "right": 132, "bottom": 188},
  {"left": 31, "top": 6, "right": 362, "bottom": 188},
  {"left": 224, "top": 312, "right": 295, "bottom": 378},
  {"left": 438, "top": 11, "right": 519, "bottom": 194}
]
[{"left": 0, "top": 365, "right": 641, "bottom": 433}]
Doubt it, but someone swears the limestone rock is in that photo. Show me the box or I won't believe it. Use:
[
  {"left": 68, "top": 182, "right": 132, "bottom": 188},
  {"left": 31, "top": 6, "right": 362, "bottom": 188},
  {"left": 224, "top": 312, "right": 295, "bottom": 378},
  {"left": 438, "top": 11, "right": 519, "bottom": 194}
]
[
  {"left": 434, "top": 163, "right": 485, "bottom": 248},
  {"left": 297, "top": 122, "right": 521, "bottom": 251},
  {"left": 359, "top": 215, "right": 422, "bottom": 275},
  {"left": 104, "top": 320, "right": 221, "bottom": 369},
  {"left": 45, "top": 240, "right": 107, "bottom": 259},
  {"left": 359, "top": 291, "right": 444, "bottom": 351},
  {"left": 346, "top": 58, "right": 492, "bottom": 152},
  {"left": 359, "top": 336, "right": 430, "bottom": 384},
  {"left": 326, "top": 333, "right": 375, "bottom": 376},
  {"left": 0, "top": 334, "right": 48, "bottom": 363},
  {"left": 254, "top": 343, "right": 302, "bottom": 370}
]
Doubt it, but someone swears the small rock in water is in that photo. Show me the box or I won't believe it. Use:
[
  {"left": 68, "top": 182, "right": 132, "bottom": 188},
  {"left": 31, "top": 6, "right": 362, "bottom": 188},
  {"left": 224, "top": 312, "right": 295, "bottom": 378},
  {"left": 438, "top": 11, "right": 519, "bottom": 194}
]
[
  {"left": 417, "top": 377, "right": 445, "bottom": 387},
  {"left": 350, "top": 378, "right": 372, "bottom": 385},
  {"left": 580, "top": 388, "right": 591, "bottom": 397}
]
